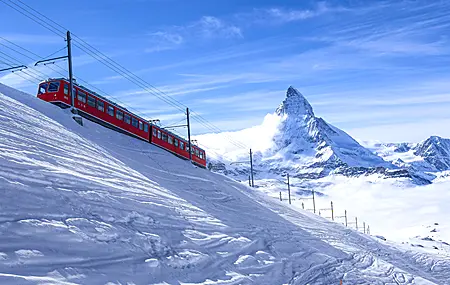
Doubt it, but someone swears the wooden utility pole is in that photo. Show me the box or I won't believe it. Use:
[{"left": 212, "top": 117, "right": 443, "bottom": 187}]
[
  {"left": 287, "top": 173, "right": 291, "bottom": 205},
  {"left": 186, "top": 107, "right": 192, "bottom": 161}
]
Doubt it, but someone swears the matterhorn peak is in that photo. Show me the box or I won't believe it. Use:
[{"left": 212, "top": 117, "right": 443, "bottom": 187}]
[{"left": 276, "top": 86, "right": 314, "bottom": 117}]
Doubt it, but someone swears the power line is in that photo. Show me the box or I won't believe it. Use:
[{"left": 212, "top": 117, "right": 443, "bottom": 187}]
[
  {"left": 2, "top": 0, "right": 249, "bottom": 149},
  {"left": 0, "top": 0, "right": 65, "bottom": 38}
]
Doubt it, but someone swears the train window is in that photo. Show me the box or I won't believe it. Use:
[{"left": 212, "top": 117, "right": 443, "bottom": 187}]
[
  {"left": 180, "top": 141, "right": 184, "bottom": 149},
  {"left": 174, "top": 139, "right": 178, "bottom": 147},
  {"left": 139, "top": 121, "right": 143, "bottom": 130},
  {"left": 38, "top": 83, "right": 48, "bottom": 94},
  {"left": 116, "top": 109, "right": 124, "bottom": 120},
  {"left": 97, "top": 101, "right": 104, "bottom": 112},
  {"left": 107, "top": 106, "right": 114, "bottom": 116},
  {"left": 153, "top": 128, "right": 157, "bottom": 137},
  {"left": 64, "top": 84, "right": 69, "bottom": 95},
  {"left": 162, "top": 133, "right": 168, "bottom": 142},
  {"left": 78, "top": 91, "right": 87, "bottom": 103},
  {"left": 132, "top": 117, "right": 138, "bottom": 128},
  {"left": 195, "top": 149, "right": 199, "bottom": 157},
  {"left": 48, "top": 82, "right": 60, "bottom": 92},
  {"left": 124, "top": 113, "right": 131, "bottom": 124},
  {"left": 144, "top": 124, "right": 148, "bottom": 132},
  {"left": 168, "top": 136, "right": 173, "bottom": 144},
  {"left": 157, "top": 130, "right": 161, "bottom": 139},
  {"left": 200, "top": 152, "right": 203, "bottom": 159},
  {"left": 88, "top": 95, "right": 96, "bottom": 107}
]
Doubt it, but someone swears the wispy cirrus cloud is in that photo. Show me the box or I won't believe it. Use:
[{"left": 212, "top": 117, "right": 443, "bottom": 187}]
[{"left": 145, "top": 15, "right": 242, "bottom": 52}]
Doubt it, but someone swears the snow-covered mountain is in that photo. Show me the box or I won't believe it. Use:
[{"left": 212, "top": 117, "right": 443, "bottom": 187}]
[
  {"left": 3, "top": 84, "right": 450, "bottom": 284},
  {"left": 203, "top": 87, "right": 431, "bottom": 183},
  {"left": 364, "top": 136, "right": 450, "bottom": 174},
  {"left": 266, "top": 87, "right": 394, "bottom": 177}
]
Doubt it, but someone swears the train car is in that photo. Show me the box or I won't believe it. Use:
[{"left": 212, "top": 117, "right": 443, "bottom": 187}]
[{"left": 37, "top": 78, "right": 207, "bottom": 168}]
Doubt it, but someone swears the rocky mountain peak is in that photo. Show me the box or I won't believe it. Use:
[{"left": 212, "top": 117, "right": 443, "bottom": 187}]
[
  {"left": 276, "top": 86, "right": 314, "bottom": 117},
  {"left": 413, "top": 136, "right": 450, "bottom": 171}
]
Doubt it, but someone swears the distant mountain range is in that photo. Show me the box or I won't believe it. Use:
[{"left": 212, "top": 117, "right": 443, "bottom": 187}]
[{"left": 207, "top": 87, "right": 450, "bottom": 185}]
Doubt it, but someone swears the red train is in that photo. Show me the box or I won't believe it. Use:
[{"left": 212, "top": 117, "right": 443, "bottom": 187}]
[{"left": 37, "top": 78, "right": 207, "bottom": 168}]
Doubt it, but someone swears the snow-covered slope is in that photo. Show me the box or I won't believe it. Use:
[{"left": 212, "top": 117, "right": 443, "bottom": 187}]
[{"left": 1, "top": 84, "right": 450, "bottom": 284}]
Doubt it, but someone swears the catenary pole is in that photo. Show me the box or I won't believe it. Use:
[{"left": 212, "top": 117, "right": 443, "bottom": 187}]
[
  {"left": 187, "top": 107, "right": 192, "bottom": 161},
  {"left": 249, "top": 149, "right": 254, "bottom": 187},
  {"left": 287, "top": 173, "right": 291, "bottom": 205},
  {"left": 67, "top": 31, "right": 75, "bottom": 112}
]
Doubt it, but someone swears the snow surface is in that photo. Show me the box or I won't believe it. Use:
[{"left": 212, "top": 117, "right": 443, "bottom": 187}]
[
  {"left": 1, "top": 83, "right": 450, "bottom": 284},
  {"left": 195, "top": 86, "right": 450, "bottom": 269}
]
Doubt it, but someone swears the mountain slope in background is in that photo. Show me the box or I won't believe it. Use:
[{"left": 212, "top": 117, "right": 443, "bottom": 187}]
[
  {"left": 364, "top": 136, "right": 450, "bottom": 175},
  {"left": 203, "top": 87, "right": 430, "bottom": 184},
  {"left": 266, "top": 87, "right": 394, "bottom": 177}
]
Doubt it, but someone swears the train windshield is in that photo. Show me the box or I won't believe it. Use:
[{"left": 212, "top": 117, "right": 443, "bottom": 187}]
[
  {"left": 38, "top": 83, "right": 48, "bottom": 94},
  {"left": 48, "top": 81, "right": 60, "bottom": 92}
]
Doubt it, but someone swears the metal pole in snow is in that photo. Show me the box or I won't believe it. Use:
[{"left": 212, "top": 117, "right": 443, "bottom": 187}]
[
  {"left": 187, "top": 108, "right": 192, "bottom": 161},
  {"left": 287, "top": 173, "right": 291, "bottom": 205},
  {"left": 248, "top": 175, "right": 251, "bottom": 187},
  {"left": 363, "top": 222, "right": 366, "bottom": 234},
  {"left": 331, "top": 201, "right": 334, "bottom": 221},
  {"left": 67, "top": 31, "right": 75, "bottom": 112},
  {"left": 279, "top": 191, "right": 282, "bottom": 201},
  {"left": 355, "top": 217, "right": 358, "bottom": 231},
  {"left": 302, "top": 202, "right": 304, "bottom": 210},
  {"left": 345, "top": 210, "right": 348, "bottom": 227},
  {"left": 312, "top": 190, "right": 316, "bottom": 213},
  {"left": 249, "top": 149, "right": 254, "bottom": 187}
]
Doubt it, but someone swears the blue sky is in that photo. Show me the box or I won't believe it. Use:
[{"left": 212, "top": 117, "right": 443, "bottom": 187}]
[{"left": 1, "top": 0, "right": 450, "bottom": 142}]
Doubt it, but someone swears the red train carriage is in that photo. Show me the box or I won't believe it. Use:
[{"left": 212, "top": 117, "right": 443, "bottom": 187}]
[{"left": 37, "top": 78, "right": 207, "bottom": 168}]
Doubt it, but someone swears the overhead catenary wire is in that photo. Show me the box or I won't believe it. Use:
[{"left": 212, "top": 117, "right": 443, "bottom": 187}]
[
  {"left": 0, "top": 37, "right": 154, "bottom": 121},
  {"left": 1, "top": 0, "right": 250, "bottom": 150}
]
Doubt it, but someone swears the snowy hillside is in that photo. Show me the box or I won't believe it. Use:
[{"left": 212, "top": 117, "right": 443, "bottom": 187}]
[{"left": 1, "top": 84, "right": 450, "bottom": 284}]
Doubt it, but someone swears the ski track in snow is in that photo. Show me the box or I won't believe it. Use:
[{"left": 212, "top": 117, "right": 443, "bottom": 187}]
[{"left": 0, "top": 83, "right": 450, "bottom": 284}]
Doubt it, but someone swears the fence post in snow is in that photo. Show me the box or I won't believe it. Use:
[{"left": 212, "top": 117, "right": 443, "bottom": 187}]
[
  {"left": 367, "top": 225, "right": 370, "bottom": 235},
  {"left": 355, "top": 217, "right": 358, "bottom": 231},
  {"left": 248, "top": 176, "right": 251, "bottom": 187},
  {"left": 331, "top": 201, "right": 334, "bottom": 221},
  {"left": 279, "top": 191, "right": 282, "bottom": 201},
  {"left": 302, "top": 202, "right": 304, "bottom": 210},
  {"left": 363, "top": 222, "right": 366, "bottom": 234}
]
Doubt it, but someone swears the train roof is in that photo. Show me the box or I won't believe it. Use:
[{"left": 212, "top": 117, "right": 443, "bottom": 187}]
[{"left": 41, "top": 78, "right": 204, "bottom": 152}]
